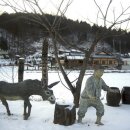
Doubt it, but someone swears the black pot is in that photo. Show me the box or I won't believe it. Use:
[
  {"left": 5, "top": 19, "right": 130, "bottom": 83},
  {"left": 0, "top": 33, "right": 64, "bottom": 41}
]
[
  {"left": 106, "top": 87, "right": 121, "bottom": 107},
  {"left": 121, "top": 86, "right": 130, "bottom": 104}
]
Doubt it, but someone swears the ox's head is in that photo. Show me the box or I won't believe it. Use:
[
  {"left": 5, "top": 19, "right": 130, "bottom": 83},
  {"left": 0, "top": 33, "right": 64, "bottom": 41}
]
[{"left": 41, "top": 81, "right": 59, "bottom": 104}]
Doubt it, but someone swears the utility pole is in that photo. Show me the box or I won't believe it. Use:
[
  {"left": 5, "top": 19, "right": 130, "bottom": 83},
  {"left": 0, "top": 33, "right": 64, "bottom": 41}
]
[
  {"left": 119, "top": 40, "right": 121, "bottom": 54},
  {"left": 113, "top": 39, "right": 115, "bottom": 53},
  {"left": 18, "top": 58, "right": 24, "bottom": 82}
]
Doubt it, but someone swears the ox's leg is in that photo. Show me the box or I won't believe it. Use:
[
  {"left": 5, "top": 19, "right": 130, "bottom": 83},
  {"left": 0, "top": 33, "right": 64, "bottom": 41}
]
[
  {"left": 0, "top": 97, "right": 11, "bottom": 116},
  {"left": 23, "top": 100, "right": 27, "bottom": 116},
  {"left": 24, "top": 98, "right": 32, "bottom": 120}
]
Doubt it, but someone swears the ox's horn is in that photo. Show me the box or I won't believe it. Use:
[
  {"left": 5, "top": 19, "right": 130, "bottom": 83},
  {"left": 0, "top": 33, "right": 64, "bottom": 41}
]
[{"left": 48, "top": 81, "right": 60, "bottom": 88}]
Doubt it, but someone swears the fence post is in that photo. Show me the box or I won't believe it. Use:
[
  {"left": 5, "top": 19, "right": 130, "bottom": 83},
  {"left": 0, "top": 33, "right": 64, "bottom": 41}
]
[{"left": 18, "top": 58, "right": 24, "bottom": 82}]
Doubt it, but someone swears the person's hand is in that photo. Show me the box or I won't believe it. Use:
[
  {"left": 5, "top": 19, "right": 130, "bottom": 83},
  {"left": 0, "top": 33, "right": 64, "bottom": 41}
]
[
  {"left": 107, "top": 88, "right": 110, "bottom": 92},
  {"left": 90, "top": 97, "right": 100, "bottom": 101},
  {"left": 90, "top": 96, "right": 96, "bottom": 100},
  {"left": 96, "top": 97, "right": 100, "bottom": 102}
]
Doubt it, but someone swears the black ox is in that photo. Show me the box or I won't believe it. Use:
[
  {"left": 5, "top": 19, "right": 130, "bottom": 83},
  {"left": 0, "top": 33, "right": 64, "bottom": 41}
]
[{"left": 0, "top": 79, "right": 59, "bottom": 120}]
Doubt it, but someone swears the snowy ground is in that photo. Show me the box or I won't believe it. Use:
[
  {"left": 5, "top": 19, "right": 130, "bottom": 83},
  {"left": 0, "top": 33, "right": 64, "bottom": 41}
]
[{"left": 0, "top": 66, "right": 130, "bottom": 130}]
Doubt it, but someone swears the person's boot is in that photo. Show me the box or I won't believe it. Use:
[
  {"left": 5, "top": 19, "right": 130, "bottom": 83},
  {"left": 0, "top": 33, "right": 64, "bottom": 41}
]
[
  {"left": 95, "top": 116, "right": 104, "bottom": 125},
  {"left": 77, "top": 116, "right": 82, "bottom": 123}
]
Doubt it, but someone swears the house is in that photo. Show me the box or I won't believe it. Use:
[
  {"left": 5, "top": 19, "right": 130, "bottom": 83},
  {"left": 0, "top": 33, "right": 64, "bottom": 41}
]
[
  {"left": 91, "top": 51, "right": 123, "bottom": 69},
  {"left": 59, "top": 49, "right": 85, "bottom": 69},
  {"left": 60, "top": 55, "right": 84, "bottom": 69},
  {"left": 59, "top": 49, "right": 123, "bottom": 70},
  {"left": 0, "top": 49, "right": 9, "bottom": 59}
]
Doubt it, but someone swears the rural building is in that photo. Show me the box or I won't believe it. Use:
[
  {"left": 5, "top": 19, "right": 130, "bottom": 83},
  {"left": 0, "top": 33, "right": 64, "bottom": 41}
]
[
  {"left": 0, "top": 49, "right": 9, "bottom": 59},
  {"left": 59, "top": 49, "right": 123, "bottom": 70},
  {"left": 91, "top": 51, "right": 123, "bottom": 70}
]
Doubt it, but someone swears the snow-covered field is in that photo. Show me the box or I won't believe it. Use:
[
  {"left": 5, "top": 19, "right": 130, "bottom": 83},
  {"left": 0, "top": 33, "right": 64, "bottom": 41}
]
[{"left": 0, "top": 66, "right": 130, "bottom": 130}]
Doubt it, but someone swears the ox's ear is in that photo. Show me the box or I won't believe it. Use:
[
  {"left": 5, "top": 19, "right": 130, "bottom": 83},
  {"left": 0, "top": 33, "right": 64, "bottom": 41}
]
[{"left": 48, "top": 81, "right": 60, "bottom": 88}]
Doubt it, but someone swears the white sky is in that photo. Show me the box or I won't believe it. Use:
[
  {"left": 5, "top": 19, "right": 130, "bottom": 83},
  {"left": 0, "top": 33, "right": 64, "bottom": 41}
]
[{"left": 0, "top": 0, "right": 130, "bottom": 29}]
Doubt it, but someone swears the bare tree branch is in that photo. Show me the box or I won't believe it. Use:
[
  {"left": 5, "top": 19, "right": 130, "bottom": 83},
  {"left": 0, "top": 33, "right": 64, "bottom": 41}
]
[
  {"left": 57, "top": 70, "right": 71, "bottom": 91},
  {"left": 104, "top": 0, "right": 112, "bottom": 22}
]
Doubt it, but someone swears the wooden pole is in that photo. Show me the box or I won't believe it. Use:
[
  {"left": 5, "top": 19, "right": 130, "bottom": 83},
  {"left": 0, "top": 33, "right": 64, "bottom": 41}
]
[
  {"left": 42, "top": 38, "right": 48, "bottom": 88},
  {"left": 18, "top": 58, "right": 24, "bottom": 82}
]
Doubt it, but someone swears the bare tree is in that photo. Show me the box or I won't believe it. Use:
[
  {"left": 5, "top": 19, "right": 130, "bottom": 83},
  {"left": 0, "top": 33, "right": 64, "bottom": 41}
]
[
  {"left": 51, "top": 0, "right": 130, "bottom": 107},
  {"left": 0, "top": 0, "right": 130, "bottom": 107}
]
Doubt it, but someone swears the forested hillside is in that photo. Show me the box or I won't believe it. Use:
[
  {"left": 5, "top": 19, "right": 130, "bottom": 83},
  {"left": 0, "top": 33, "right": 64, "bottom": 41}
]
[{"left": 0, "top": 12, "right": 130, "bottom": 55}]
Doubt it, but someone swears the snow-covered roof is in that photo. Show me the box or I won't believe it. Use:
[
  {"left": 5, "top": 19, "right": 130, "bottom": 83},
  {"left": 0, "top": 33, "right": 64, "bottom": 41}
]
[
  {"left": 0, "top": 49, "right": 8, "bottom": 55},
  {"left": 92, "top": 54, "right": 116, "bottom": 59},
  {"left": 66, "top": 55, "right": 84, "bottom": 60}
]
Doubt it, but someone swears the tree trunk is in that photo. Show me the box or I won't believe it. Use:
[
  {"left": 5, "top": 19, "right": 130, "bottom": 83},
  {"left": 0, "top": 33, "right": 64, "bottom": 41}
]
[
  {"left": 53, "top": 103, "right": 76, "bottom": 126},
  {"left": 74, "top": 51, "right": 90, "bottom": 107},
  {"left": 73, "top": 91, "right": 80, "bottom": 108},
  {"left": 42, "top": 38, "right": 48, "bottom": 87}
]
